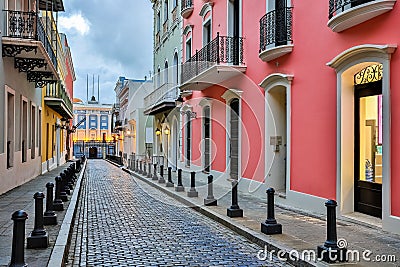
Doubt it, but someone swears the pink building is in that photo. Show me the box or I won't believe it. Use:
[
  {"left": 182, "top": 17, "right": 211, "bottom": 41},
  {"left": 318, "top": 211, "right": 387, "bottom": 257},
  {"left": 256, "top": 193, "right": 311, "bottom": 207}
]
[{"left": 179, "top": 0, "right": 400, "bottom": 234}]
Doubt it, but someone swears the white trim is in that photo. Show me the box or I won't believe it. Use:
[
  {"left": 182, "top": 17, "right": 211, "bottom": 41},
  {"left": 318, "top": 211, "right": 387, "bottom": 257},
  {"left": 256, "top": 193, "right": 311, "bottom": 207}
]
[
  {"left": 181, "top": 104, "right": 193, "bottom": 167},
  {"left": 328, "top": 43, "right": 400, "bottom": 234},
  {"left": 4, "top": 85, "right": 16, "bottom": 168},
  {"left": 183, "top": 24, "right": 193, "bottom": 36},
  {"left": 199, "top": 98, "right": 213, "bottom": 172},
  {"left": 260, "top": 73, "right": 293, "bottom": 195},
  {"left": 199, "top": 2, "right": 213, "bottom": 17}
]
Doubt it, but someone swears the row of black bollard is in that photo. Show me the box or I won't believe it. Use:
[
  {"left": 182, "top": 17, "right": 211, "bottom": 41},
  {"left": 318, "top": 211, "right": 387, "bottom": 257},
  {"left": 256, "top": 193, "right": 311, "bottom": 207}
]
[
  {"left": 127, "top": 158, "right": 347, "bottom": 264},
  {"left": 9, "top": 160, "right": 83, "bottom": 266}
]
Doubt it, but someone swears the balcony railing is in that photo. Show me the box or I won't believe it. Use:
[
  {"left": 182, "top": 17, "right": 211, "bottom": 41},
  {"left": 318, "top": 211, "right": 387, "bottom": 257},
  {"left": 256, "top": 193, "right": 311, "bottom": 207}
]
[
  {"left": 259, "top": 7, "right": 293, "bottom": 53},
  {"left": 181, "top": 33, "right": 244, "bottom": 84},
  {"left": 144, "top": 83, "right": 178, "bottom": 110},
  {"left": 3, "top": 10, "right": 57, "bottom": 70},
  {"left": 181, "top": 0, "right": 193, "bottom": 12},
  {"left": 45, "top": 81, "right": 73, "bottom": 117},
  {"left": 329, "top": 0, "right": 375, "bottom": 18}
]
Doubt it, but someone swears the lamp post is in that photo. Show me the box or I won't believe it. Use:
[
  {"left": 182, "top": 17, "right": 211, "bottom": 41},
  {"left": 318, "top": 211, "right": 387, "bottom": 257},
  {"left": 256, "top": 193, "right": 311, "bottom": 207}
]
[{"left": 155, "top": 128, "right": 161, "bottom": 165}]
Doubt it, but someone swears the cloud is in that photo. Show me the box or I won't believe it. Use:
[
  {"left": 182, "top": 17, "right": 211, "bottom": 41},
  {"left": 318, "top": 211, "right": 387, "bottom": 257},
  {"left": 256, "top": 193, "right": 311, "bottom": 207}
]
[
  {"left": 59, "top": 0, "right": 153, "bottom": 104},
  {"left": 59, "top": 12, "right": 91, "bottom": 36}
]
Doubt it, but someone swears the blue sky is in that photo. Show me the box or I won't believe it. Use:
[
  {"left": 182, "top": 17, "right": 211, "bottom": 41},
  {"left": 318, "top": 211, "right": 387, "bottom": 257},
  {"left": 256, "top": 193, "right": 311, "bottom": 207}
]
[{"left": 58, "top": 0, "right": 153, "bottom": 104}]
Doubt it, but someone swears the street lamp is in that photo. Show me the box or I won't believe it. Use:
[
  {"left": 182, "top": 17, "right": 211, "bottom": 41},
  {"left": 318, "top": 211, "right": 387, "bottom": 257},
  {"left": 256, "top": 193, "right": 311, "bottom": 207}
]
[{"left": 155, "top": 128, "right": 161, "bottom": 136}]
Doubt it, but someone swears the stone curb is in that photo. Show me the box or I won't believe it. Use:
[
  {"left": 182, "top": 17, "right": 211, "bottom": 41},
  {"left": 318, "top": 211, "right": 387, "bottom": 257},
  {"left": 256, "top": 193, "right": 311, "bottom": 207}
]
[
  {"left": 47, "top": 160, "right": 88, "bottom": 267},
  {"left": 104, "top": 160, "right": 316, "bottom": 267}
]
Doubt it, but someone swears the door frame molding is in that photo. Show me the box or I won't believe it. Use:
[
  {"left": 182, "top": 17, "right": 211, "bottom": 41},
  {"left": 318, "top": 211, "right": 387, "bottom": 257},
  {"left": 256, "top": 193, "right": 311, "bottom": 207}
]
[
  {"left": 222, "top": 89, "right": 242, "bottom": 181},
  {"left": 327, "top": 44, "right": 400, "bottom": 233},
  {"left": 260, "top": 73, "right": 293, "bottom": 193}
]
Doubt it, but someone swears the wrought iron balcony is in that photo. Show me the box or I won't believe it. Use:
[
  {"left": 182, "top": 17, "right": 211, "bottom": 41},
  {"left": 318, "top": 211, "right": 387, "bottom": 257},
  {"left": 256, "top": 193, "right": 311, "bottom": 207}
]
[
  {"left": 180, "top": 33, "right": 245, "bottom": 90},
  {"left": 144, "top": 83, "right": 179, "bottom": 115},
  {"left": 328, "top": 0, "right": 395, "bottom": 32},
  {"left": 44, "top": 81, "right": 73, "bottom": 119},
  {"left": 2, "top": 10, "right": 58, "bottom": 87},
  {"left": 329, "top": 0, "right": 374, "bottom": 19},
  {"left": 181, "top": 0, "right": 193, "bottom": 18},
  {"left": 259, "top": 7, "right": 293, "bottom": 62}
]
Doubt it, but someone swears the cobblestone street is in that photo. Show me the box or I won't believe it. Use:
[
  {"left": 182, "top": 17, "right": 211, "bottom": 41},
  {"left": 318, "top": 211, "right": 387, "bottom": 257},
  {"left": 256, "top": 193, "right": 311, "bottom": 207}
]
[{"left": 67, "top": 160, "right": 289, "bottom": 266}]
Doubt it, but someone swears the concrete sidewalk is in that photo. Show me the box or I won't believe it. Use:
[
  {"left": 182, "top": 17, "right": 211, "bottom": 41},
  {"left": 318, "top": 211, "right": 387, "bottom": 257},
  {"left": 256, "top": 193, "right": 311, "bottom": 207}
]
[
  {"left": 0, "top": 161, "right": 86, "bottom": 267},
  {"left": 120, "top": 162, "right": 400, "bottom": 267}
]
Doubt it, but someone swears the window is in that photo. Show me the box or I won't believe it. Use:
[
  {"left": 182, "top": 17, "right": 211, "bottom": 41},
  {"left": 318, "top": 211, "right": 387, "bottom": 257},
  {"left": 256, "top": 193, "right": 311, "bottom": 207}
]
[
  {"left": 157, "top": 67, "right": 161, "bottom": 88},
  {"left": 31, "top": 105, "right": 36, "bottom": 159},
  {"left": 100, "top": 115, "right": 108, "bottom": 130},
  {"left": 203, "top": 20, "right": 212, "bottom": 46},
  {"left": 164, "top": 61, "right": 169, "bottom": 84},
  {"left": 173, "top": 0, "right": 178, "bottom": 9},
  {"left": 77, "top": 115, "right": 86, "bottom": 129},
  {"left": 186, "top": 38, "right": 192, "bottom": 61},
  {"left": 173, "top": 52, "right": 179, "bottom": 85},
  {"left": 156, "top": 12, "right": 161, "bottom": 33},
  {"left": 21, "top": 99, "right": 27, "bottom": 163},
  {"left": 164, "top": 0, "right": 169, "bottom": 22},
  {"left": 89, "top": 115, "right": 97, "bottom": 129},
  {"left": 6, "top": 90, "right": 15, "bottom": 168}
]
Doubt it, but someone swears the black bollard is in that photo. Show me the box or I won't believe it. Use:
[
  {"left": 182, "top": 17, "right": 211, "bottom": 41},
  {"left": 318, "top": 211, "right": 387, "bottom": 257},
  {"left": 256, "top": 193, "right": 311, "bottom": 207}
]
[
  {"left": 158, "top": 165, "right": 165, "bottom": 183},
  {"left": 317, "top": 200, "right": 347, "bottom": 263},
  {"left": 53, "top": 176, "right": 64, "bottom": 211},
  {"left": 75, "top": 160, "right": 81, "bottom": 172},
  {"left": 65, "top": 168, "right": 74, "bottom": 190},
  {"left": 59, "top": 173, "right": 69, "bottom": 202},
  {"left": 61, "top": 172, "right": 71, "bottom": 195},
  {"left": 227, "top": 179, "right": 243, "bottom": 217},
  {"left": 139, "top": 160, "right": 143, "bottom": 174},
  {"left": 187, "top": 171, "right": 198, "bottom": 197},
  {"left": 27, "top": 192, "right": 49, "bottom": 248},
  {"left": 175, "top": 169, "right": 185, "bottom": 192},
  {"left": 204, "top": 175, "right": 217, "bottom": 206},
  {"left": 136, "top": 159, "right": 139, "bottom": 172},
  {"left": 9, "top": 210, "right": 28, "bottom": 267},
  {"left": 43, "top": 182, "right": 57, "bottom": 225},
  {"left": 152, "top": 163, "right": 158, "bottom": 180},
  {"left": 143, "top": 161, "right": 147, "bottom": 176},
  {"left": 69, "top": 165, "right": 77, "bottom": 181},
  {"left": 261, "top": 188, "right": 282, "bottom": 234},
  {"left": 147, "top": 163, "right": 152, "bottom": 178},
  {"left": 166, "top": 167, "right": 174, "bottom": 187}
]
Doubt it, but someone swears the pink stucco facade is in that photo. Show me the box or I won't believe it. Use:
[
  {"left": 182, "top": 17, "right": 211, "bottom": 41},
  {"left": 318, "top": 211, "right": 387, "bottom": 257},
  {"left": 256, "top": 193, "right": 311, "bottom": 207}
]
[{"left": 180, "top": 0, "right": 400, "bottom": 233}]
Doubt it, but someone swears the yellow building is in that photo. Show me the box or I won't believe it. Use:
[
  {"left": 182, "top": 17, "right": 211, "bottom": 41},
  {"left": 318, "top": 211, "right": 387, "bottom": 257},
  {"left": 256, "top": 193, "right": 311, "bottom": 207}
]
[
  {"left": 72, "top": 97, "right": 113, "bottom": 158},
  {"left": 40, "top": 11, "right": 75, "bottom": 173}
]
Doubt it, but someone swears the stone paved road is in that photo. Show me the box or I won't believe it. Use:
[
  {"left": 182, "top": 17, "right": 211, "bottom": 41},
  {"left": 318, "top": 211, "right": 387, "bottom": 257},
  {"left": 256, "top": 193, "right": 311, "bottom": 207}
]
[{"left": 67, "top": 160, "right": 291, "bottom": 267}]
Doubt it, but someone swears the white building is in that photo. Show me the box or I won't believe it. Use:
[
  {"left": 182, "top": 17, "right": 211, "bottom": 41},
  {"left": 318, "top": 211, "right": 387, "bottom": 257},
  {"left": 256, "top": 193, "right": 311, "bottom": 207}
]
[{"left": 114, "top": 77, "right": 153, "bottom": 164}]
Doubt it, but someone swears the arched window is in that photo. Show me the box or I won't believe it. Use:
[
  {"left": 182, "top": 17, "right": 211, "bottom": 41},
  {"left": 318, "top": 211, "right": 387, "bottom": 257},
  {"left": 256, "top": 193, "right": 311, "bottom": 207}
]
[
  {"left": 173, "top": 52, "right": 178, "bottom": 85},
  {"left": 157, "top": 67, "right": 161, "bottom": 88},
  {"left": 164, "top": 61, "right": 169, "bottom": 84}
]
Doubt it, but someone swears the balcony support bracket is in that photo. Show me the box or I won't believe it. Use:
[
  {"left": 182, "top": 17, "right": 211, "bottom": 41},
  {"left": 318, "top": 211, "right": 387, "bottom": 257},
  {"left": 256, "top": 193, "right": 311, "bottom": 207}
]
[
  {"left": 15, "top": 57, "right": 47, "bottom": 72},
  {"left": 2, "top": 44, "right": 37, "bottom": 58}
]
